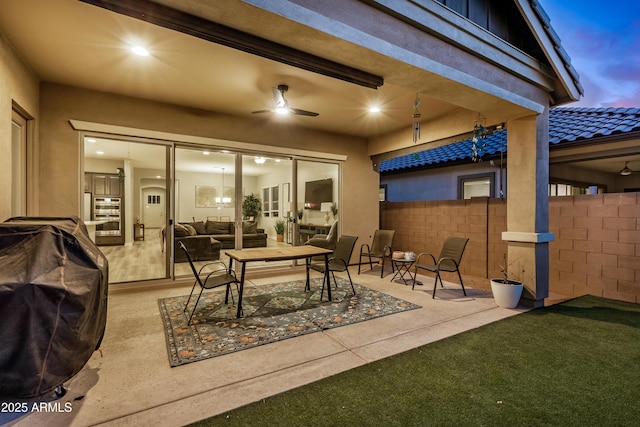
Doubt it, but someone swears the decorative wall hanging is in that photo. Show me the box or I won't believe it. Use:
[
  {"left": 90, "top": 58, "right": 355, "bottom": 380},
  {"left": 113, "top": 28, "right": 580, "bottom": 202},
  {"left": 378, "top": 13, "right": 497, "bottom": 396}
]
[
  {"left": 471, "top": 113, "right": 488, "bottom": 162},
  {"left": 412, "top": 94, "right": 421, "bottom": 143},
  {"left": 195, "top": 185, "right": 217, "bottom": 208}
]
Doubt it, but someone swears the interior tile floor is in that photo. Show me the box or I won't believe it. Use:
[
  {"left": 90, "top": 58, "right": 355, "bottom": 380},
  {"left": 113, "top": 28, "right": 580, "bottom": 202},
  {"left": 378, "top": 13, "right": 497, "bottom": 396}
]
[
  {"left": 99, "top": 228, "right": 293, "bottom": 283},
  {"left": 2, "top": 264, "right": 564, "bottom": 427}
]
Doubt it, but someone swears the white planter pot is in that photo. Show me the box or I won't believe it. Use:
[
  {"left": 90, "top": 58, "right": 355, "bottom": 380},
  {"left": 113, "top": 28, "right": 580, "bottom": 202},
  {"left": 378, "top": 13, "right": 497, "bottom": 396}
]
[{"left": 490, "top": 279, "right": 523, "bottom": 309}]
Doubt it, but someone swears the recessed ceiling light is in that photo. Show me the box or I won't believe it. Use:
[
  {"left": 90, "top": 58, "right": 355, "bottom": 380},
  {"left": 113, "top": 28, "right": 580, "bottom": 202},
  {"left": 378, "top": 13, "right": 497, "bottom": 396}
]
[
  {"left": 202, "top": 151, "right": 210, "bottom": 155},
  {"left": 369, "top": 106, "right": 381, "bottom": 113},
  {"left": 254, "top": 157, "right": 266, "bottom": 164},
  {"left": 131, "top": 46, "right": 150, "bottom": 56},
  {"left": 96, "top": 151, "right": 104, "bottom": 155},
  {"left": 86, "top": 138, "right": 97, "bottom": 143},
  {"left": 156, "top": 175, "right": 162, "bottom": 179}
]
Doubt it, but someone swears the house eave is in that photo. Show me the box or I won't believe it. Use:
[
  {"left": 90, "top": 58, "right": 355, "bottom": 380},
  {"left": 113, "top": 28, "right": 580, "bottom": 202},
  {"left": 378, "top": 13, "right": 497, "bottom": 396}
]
[{"left": 515, "top": 0, "right": 583, "bottom": 103}]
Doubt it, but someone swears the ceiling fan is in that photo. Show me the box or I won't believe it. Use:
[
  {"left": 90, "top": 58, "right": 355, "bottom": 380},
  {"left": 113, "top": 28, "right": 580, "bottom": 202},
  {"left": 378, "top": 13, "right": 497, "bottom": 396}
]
[{"left": 252, "top": 85, "right": 319, "bottom": 117}]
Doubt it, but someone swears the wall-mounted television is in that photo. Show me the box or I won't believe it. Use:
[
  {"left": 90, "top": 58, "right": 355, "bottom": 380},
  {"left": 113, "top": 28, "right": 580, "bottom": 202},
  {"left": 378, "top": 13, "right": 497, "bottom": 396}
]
[{"left": 304, "top": 178, "right": 333, "bottom": 210}]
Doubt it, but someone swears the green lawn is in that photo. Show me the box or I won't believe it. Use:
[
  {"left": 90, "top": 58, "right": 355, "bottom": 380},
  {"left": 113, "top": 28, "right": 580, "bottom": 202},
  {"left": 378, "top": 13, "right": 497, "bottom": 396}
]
[{"left": 191, "top": 295, "right": 640, "bottom": 426}]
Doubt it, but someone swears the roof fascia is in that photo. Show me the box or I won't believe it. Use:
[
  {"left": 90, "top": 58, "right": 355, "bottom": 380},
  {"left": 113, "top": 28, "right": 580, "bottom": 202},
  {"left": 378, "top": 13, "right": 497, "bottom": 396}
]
[
  {"left": 366, "top": 0, "right": 556, "bottom": 91},
  {"left": 513, "top": 0, "right": 582, "bottom": 103}
]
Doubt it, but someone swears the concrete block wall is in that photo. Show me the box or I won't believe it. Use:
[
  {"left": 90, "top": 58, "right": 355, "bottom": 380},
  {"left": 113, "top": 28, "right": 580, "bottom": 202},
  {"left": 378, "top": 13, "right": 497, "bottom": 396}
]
[
  {"left": 549, "top": 192, "right": 640, "bottom": 303},
  {"left": 380, "top": 198, "right": 489, "bottom": 280},
  {"left": 381, "top": 193, "right": 640, "bottom": 303}
]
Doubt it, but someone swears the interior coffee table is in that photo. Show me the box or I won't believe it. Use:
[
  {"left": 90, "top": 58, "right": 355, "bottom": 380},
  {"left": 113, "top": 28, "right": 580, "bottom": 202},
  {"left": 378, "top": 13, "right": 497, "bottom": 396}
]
[
  {"left": 390, "top": 257, "right": 422, "bottom": 286},
  {"left": 225, "top": 246, "right": 333, "bottom": 318}
]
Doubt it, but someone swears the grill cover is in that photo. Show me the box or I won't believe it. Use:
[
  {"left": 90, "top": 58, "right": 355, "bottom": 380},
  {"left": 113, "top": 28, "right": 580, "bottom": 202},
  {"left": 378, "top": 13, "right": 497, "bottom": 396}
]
[{"left": 0, "top": 217, "right": 108, "bottom": 398}]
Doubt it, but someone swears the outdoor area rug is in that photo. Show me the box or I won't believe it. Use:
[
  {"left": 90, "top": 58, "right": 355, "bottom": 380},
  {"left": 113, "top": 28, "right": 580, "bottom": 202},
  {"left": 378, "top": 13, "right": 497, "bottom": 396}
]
[{"left": 158, "top": 277, "right": 421, "bottom": 367}]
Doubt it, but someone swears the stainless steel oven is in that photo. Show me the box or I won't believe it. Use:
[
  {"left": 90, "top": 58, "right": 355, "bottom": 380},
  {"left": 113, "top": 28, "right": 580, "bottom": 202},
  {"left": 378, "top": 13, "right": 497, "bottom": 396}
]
[{"left": 94, "top": 197, "right": 121, "bottom": 238}]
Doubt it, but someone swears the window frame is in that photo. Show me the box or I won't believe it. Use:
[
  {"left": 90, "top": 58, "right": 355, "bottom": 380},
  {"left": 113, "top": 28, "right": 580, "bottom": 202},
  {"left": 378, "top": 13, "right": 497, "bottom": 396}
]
[{"left": 457, "top": 172, "right": 495, "bottom": 199}]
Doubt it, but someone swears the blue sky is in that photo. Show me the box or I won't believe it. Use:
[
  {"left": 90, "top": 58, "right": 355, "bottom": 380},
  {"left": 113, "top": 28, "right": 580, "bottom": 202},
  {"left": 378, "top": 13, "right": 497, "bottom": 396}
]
[{"left": 542, "top": 1, "right": 640, "bottom": 108}]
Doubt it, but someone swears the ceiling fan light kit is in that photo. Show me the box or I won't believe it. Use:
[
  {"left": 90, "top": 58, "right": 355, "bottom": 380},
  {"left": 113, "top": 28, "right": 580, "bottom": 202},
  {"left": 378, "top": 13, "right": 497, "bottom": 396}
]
[
  {"left": 619, "top": 161, "right": 632, "bottom": 176},
  {"left": 252, "top": 85, "right": 319, "bottom": 117}
]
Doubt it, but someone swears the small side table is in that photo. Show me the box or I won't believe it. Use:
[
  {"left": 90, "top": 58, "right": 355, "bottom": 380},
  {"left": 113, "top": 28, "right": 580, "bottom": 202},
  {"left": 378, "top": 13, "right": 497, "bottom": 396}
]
[
  {"left": 390, "top": 258, "right": 421, "bottom": 286},
  {"left": 134, "top": 223, "right": 145, "bottom": 241}
]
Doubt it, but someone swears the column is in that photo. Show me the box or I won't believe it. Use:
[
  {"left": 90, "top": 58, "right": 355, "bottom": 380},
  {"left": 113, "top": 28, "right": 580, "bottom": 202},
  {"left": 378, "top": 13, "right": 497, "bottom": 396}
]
[{"left": 503, "top": 109, "right": 554, "bottom": 308}]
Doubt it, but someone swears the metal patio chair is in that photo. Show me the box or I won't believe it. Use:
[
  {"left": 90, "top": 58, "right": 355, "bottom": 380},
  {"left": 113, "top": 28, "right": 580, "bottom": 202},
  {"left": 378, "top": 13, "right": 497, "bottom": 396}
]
[
  {"left": 413, "top": 236, "right": 469, "bottom": 298},
  {"left": 307, "top": 235, "right": 358, "bottom": 299},
  {"left": 358, "top": 230, "right": 395, "bottom": 278},
  {"left": 179, "top": 241, "right": 240, "bottom": 325}
]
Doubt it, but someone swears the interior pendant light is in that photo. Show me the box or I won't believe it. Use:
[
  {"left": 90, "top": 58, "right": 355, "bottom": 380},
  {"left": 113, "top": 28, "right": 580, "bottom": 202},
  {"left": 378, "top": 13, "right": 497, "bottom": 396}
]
[
  {"left": 620, "top": 162, "right": 632, "bottom": 176},
  {"left": 215, "top": 167, "right": 231, "bottom": 206}
]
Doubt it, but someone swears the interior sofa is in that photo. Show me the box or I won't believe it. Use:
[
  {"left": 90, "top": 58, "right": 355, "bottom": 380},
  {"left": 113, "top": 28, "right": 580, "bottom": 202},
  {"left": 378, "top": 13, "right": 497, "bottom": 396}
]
[
  {"left": 173, "top": 220, "right": 267, "bottom": 262},
  {"left": 304, "top": 220, "right": 338, "bottom": 251}
]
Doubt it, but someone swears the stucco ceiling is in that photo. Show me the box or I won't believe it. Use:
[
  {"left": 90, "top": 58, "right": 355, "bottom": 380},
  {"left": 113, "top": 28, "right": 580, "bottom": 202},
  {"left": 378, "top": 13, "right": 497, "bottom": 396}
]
[{"left": 0, "top": 0, "right": 461, "bottom": 139}]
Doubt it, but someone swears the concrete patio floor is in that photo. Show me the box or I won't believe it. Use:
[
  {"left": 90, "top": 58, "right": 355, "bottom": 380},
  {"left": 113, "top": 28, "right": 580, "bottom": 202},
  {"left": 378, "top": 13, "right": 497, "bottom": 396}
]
[{"left": 2, "top": 267, "right": 537, "bottom": 427}]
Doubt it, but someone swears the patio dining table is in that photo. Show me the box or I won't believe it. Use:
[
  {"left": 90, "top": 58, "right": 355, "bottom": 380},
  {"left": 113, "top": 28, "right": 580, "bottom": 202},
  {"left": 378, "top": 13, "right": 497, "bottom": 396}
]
[{"left": 225, "top": 246, "right": 333, "bottom": 318}]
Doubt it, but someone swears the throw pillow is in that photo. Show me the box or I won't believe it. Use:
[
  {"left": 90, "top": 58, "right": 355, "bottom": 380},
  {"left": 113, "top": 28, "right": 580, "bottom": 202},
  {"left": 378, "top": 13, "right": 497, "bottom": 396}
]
[
  {"left": 242, "top": 221, "right": 257, "bottom": 234},
  {"left": 327, "top": 220, "right": 338, "bottom": 241},
  {"left": 174, "top": 224, "right": 189, "bottom": 237},
  {"left": 190, "top": 221, "right": 206, "bottom": 235},
  {"left": 183, "top": 224, "right": 197, "bottom": 236}
]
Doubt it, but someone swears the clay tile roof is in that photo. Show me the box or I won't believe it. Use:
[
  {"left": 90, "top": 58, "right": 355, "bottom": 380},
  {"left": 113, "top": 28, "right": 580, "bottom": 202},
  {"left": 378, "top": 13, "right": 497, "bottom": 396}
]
[{"left": 379, "top": 107, "right": 640, "bottom": 173}]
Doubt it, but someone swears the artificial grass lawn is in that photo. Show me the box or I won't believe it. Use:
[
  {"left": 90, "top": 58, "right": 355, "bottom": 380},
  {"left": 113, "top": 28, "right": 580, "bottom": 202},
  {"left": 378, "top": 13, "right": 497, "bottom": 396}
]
[{"left": 190, "top": 295, "right": 640, "bottom": 426}]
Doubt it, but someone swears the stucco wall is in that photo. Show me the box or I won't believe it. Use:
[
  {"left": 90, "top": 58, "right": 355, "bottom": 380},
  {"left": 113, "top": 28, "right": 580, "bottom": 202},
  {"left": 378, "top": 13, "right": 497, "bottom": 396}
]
[
  {"left": 0, "top": 32, "right": 40, "bottom": 220},
  {"left": 38, "top": 83, "right": 379, "bottom": 253},
  {"left": 382, "top": 163, "right": 503, "bottom": 201}
]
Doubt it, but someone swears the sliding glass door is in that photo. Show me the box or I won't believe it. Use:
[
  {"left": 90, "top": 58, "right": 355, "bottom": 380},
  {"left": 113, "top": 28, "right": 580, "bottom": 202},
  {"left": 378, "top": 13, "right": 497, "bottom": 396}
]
[
  {"left": 296, "top": 160, "right": 340, "bottom": 245},
  {"left": 83, "top": 137, "right": 170, "bottom": 283},
  {"left": 173, "top": 148, "right": 236, "bottom": 275},
  {"left": 242, "top": 154, "right": 293, "bottom": 248},
  {"left": 84, "top": 136, "right": 342, "bottom": 283}
]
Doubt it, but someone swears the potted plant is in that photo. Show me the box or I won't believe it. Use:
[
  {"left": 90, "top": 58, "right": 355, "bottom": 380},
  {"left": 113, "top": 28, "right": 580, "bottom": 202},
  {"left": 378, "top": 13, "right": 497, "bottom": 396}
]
[
  {"left": 330, "top": 202, "right": 338, "bottom": 221},
  {"left": 490, "top": 258, "right": 524, "bottom": 309},
  {"left": 242, "top": 193, "right": 261, "bottom": 220},
  {"left": 274, "top": 219, "right": 286, "bottom": 242}
]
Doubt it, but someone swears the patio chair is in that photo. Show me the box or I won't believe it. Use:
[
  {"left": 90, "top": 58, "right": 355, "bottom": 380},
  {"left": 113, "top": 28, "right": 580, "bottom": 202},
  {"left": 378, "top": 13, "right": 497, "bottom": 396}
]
[
  {"left": 179, "top": 241, "right": 240, "bottom": 325},
  {"left": 307, "top": 235, "right": 358, "bottom": 299},
  {"left": 358, "top": 230, "right": 395, "bottom": 278},
  {"left": 413, "top": 236, "right": 469, "bottom": 298}
]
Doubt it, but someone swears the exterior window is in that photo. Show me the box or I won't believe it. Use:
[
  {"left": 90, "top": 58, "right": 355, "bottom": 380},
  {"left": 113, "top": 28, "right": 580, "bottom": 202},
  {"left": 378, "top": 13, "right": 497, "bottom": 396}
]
[
  {"left": 549, "top": 182, "right": 604, "bottom": 196},
  {"left": 458, "top": 173, "right": 494, "bottom": 199},
  {"left": 379, "top": 184, "right": 387, "bottom": 201}
]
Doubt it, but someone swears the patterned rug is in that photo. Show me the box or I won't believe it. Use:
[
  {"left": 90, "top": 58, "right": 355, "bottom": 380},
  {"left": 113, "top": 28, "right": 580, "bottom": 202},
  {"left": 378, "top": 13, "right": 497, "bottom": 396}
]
[{"left": 158, "top": 277, "right": 421, "bottom": 367}]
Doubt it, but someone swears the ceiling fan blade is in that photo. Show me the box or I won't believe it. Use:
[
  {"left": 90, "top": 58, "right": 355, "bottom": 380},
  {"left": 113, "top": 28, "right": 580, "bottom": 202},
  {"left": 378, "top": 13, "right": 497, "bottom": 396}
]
[
  {"left": 290, "top": 108, "right": 319, "bottom": 117},
  {"left": 253, "top": 85, "right": 316, "bottom": 116}
]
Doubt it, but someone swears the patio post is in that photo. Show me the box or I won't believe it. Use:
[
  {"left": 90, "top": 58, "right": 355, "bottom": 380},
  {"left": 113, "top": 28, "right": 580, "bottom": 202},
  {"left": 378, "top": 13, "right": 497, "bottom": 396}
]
[{"left": 503, "top": 109, "right": 554, "bottom": 308}]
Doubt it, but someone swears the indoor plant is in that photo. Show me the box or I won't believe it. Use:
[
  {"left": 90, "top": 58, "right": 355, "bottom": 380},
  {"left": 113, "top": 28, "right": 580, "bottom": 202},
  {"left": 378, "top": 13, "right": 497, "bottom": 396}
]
[
  {"left": 242, "top": 193, "right": 261, "bottom": 220},
  {"left": 490, "top": 258, "right": 524, "bottom": 309},
  {"left": 274, "top": 219, "right": 286, "bottom": 242}
]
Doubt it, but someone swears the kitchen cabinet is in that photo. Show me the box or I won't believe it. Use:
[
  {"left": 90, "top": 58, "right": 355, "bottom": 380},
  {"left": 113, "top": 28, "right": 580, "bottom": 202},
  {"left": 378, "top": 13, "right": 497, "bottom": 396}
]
[{"left": 92, "top": 174, "right": 122, "bottom": 196}]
